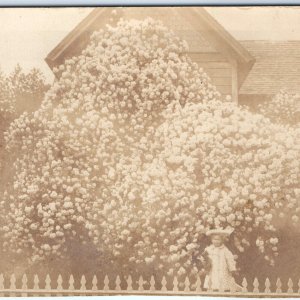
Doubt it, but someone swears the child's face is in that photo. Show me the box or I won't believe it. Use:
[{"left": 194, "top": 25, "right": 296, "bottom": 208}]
[{"left": 211, "top": 235, "right": 224, "bottom": 247}]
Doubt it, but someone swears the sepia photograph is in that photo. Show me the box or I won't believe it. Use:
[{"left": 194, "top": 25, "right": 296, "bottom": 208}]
[{"left": 0, "top": 6, "right": 299, "bottom": 297}]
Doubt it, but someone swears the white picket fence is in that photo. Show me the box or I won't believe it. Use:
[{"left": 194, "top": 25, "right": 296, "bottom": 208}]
[{"left": 0, "top": 273, "right": 300, "bottom": 297}]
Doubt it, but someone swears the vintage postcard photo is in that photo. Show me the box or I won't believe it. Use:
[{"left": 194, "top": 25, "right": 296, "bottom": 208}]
[{"left": 0, "top": 6, "right": 299, "bottom": 297}]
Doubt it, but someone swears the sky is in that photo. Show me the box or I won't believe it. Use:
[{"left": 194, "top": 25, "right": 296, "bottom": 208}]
[{"left": 0, "top": 7, "right": 300, "bottom": 82}]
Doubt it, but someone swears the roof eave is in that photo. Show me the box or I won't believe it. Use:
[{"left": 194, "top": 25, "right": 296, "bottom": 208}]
[
  {"left": 45, "top": 8, "right": 120, "bottom": 70},
  {"left": 45, "top": 7, "right": 256, "bottom": 86}
]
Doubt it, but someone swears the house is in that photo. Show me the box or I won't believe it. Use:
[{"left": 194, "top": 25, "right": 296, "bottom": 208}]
[{"left": 45, "top": 7, "right": 299, "bottom": 106}]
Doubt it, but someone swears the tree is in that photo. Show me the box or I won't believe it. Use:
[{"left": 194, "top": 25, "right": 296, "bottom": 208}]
[
  {"left": 1, "top": 17, "right": 299, "bottom": 279},
  {"left": 0, "top": 69, "right": 16, "bottom": 126},
  {"left": 0, "top": 65, "right": 49, "bottom": 175},
  {"left": 0, "top": 69, "right": 16, "bottom": 174},
  {"left": 8, "top": 65, "right": 50, "bottom": 114}
]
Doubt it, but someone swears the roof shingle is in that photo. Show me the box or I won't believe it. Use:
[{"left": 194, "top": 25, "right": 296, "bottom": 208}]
[{"left": 239, "top": 40, "right": 300, "bottom": 95}]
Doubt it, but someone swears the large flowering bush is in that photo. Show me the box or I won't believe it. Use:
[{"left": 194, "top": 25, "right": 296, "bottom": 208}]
[
  {"left": 258, "top": 90, "right": 300, "bottom": 127},
  {"left": 1, "top": 18, "right": 299, "bottom": 277}
]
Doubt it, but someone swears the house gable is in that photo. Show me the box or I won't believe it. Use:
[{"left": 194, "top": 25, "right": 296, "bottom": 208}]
[{"left": 45, "top": 7, "right": 255, "bottom": 103}]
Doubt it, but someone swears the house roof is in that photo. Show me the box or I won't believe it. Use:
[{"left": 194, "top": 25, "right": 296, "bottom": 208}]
[
  {"left": 240, "top": 40, "right": 300, "bottom": 95},
  {"left": 45, "top": 8, "right": 115, "bottom": 69},
  {"left": 45, "top": 7, "right": 255, "bottom": 87}
]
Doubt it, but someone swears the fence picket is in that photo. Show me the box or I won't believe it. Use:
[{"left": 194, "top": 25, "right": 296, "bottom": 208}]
[
  {"left": 253, "top": 277, "right": 259, "bottom": 293},
  {"left": 22, "top": 274, "right": 28, "bottom": 288},
  {"left": 104, "top": 275, "right": 110, "bottom": 290},
  {"left": 80, "top": 275, "right": 87, "bottom": 296},
  {"left": 149, "top": 276, "right": 155, "bottom": 291},
  {"left": 92, "top": 275, "right": 98, "bottom": 290},
  {"left": 80, "top": 275, "right": 86, "bottom": 290},
  {"left": 276, "top": 278, "right": 282, "bottom": 293},
  {"left": 161, "top": 276, "right": 167, "bottom": 291},
  {"left": 57, "top": 274, "right": 63, "bottom": 296},
  {"left": 138, "top": 276, "right": 144, "bottom": 291},
  {"left": 242, "top": 278, "right": 248, "bottom": 293},
  {"left": 33, "top": 274, "right": 39, "bottom": 297},
  {"left": 173, "top": 276, "right": 178, "bottom": 291},
  {"left": 45, "top": 274, "right": 51, "bottom": 296},
  {"left": 68, "top": 274, "right": 75, "bottom": 296},
  {"left": 9, "top": 274, "right": 16, "bottom": 297},
  {"left": 115, "top": 275, "right": 121, "bottom": 291},
  {"left": 126, "top": 275, "right": 133, "bottom": 291},
  {"left": 287, "top": 278, "right": 293, "bottom": 293},
  {"left": 33, "top": 274, "right": 39, "bottom": 289},
  {"left": 184, "top": 277, "right": 190, "bottom": 292},
  {"left": 68, "top": 274, "right": 75, "bottom": 290},
  {"left": 0, "top": 274, "right": 4, "bottom": 296},
  {"left": 195, "top": 276, "right": 202, "bottom": 292},
  {"left": 264, "top": 277, "right": 271, "bottom": 293},
  {"left": 21, "top": 274, "right": 28, "bottom": 296}
]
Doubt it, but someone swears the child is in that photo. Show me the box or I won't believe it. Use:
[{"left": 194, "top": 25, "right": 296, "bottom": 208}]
[{"left": 201, "top": 228, "right": 242, "bottom": 292}]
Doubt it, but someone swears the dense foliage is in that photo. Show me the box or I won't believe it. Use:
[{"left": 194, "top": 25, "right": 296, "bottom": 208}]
[
  {"left": 0, "top": 65, "right": 49, "bottom": 175},
  {"left": 1, "top": 18, "right": 299, "bottom": 278},
  {"left": 258, "top": 90, "right": 300, "bottom": 127}
]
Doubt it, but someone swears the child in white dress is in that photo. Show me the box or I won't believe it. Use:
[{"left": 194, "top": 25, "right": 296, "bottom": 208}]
[{"left": 201, "top": 228, "right": 242, "bottom": 292}]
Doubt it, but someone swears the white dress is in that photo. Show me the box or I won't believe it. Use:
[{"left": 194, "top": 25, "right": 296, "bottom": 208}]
[{"left": 203, "top": 244, "right": 241, "bottom": 291}]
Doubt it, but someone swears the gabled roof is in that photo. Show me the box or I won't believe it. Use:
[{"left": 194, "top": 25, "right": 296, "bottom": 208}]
[
  {"left": 45, "top": 7, "right": 255, "bottom": 87},
  {"left": 240, "top": 40, "right": 300, "bottom": 95},
  {"left": 45, "top": 8, "right": 114, "bottom": 69}
]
